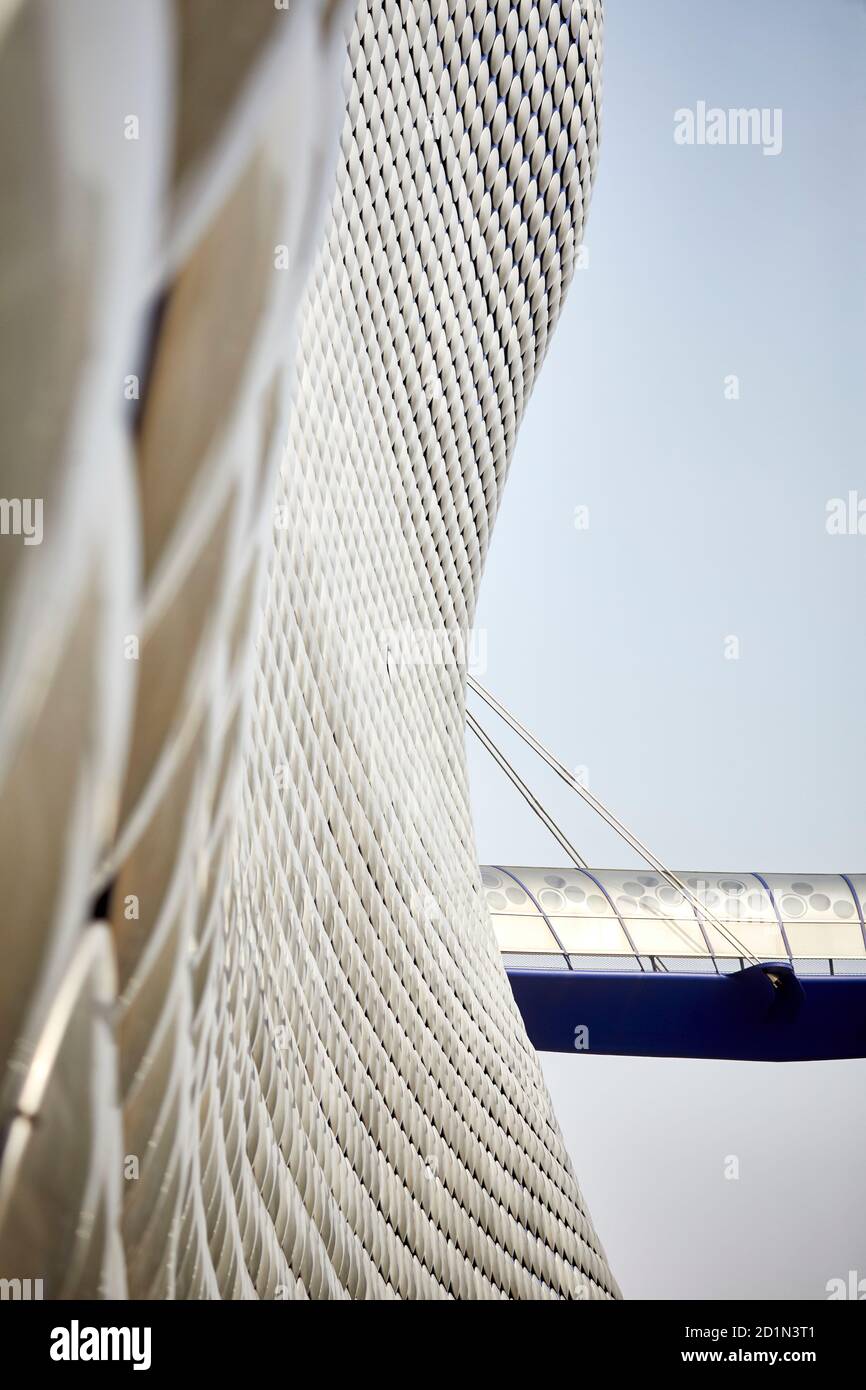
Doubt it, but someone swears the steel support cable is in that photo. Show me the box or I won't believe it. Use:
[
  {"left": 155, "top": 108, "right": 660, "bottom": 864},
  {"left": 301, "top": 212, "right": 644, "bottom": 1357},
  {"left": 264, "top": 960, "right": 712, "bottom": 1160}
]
[
  {"left": 467, "top": 709, "right": 588, "bottom": 872},
  {"left": 467, "top": 676, "right": 759, "bottom": 967},
  {"left": 467, "top": 711, "right": 647, "bottom": 970}
]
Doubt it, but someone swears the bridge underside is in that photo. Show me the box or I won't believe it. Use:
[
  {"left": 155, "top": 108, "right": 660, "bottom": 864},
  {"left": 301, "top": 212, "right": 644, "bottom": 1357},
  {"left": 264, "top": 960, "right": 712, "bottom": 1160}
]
[{"left": 508, "top": 965, "right": 866, "bottom": 1062}]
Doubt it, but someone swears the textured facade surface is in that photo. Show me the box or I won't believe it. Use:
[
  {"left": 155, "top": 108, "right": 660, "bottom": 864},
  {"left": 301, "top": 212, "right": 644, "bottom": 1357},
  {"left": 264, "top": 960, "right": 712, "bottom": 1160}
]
[{"left": 0, "top": 1, "right": 616, "bottom": 1299}]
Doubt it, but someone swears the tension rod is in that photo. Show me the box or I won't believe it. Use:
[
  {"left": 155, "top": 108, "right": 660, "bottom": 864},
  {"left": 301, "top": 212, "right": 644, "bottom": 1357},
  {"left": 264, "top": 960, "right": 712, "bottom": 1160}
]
[{"left": 467, "top": 675, "right": 758, "bottom": 966}]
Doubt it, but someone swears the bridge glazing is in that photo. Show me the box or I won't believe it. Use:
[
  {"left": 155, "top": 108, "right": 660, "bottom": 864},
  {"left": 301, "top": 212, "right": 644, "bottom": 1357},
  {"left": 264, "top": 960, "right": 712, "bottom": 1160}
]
[{"left": 484, "top": 867, "right": 866, "bottom": 977}]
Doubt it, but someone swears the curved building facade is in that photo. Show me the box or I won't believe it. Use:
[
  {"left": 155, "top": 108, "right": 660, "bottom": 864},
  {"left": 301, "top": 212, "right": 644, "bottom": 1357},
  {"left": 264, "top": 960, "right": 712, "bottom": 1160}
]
[{"left": 0, "top": 1, "right": 616, "bottom": 1299}]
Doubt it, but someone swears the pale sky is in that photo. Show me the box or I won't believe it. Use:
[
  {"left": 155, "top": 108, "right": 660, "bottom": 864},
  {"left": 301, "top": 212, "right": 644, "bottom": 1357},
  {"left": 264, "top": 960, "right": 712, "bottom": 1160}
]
[{"left": 467, "top": 0, "right": 866, "bottom": 1299}]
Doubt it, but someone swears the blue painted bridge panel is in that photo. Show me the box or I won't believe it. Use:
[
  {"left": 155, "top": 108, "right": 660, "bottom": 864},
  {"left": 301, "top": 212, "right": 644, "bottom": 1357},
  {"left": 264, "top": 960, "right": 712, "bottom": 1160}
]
[{"left": 507, "top": 963, "right": 866, "bottom": 1061}]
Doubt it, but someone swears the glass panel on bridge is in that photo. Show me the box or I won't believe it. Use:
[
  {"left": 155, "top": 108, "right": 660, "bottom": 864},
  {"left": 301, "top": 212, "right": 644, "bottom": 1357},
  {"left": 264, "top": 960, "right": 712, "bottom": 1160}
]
[{"left": 484, "top": 868, "right": 866, "bottom": 968}]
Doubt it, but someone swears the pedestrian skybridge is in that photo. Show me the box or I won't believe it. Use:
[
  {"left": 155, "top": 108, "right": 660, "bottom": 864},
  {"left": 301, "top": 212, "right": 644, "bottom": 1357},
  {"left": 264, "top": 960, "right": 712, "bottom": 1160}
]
[
  {"left": 484, "top": 867, "right": 866, "bottom": 976},
  {"left": 468, "top": 679, "right": 866, "bottom": 1063},
  {"left": 486, "top": 867, "right": 866, "bottom": 1064}
]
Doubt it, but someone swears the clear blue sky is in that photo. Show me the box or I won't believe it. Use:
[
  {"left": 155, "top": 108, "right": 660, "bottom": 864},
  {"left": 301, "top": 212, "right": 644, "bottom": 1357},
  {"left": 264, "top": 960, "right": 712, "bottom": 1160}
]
[
  {"left": 467, "top": 0, "right": 866, "bottom": 1299},
  {"left": 469, "top": 0, "right": 865, "bottom": 874}
]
